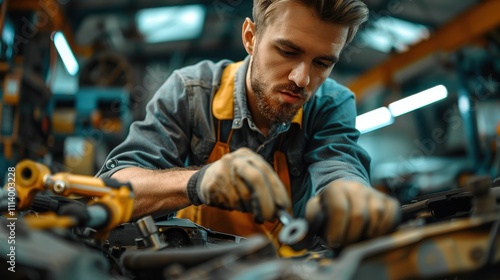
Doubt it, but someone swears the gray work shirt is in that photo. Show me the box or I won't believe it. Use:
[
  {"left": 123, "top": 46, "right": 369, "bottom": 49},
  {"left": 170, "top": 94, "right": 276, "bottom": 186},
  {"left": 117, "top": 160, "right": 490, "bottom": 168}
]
[{"left": 96, "top": 56, "right": 371, "bottom": 218}]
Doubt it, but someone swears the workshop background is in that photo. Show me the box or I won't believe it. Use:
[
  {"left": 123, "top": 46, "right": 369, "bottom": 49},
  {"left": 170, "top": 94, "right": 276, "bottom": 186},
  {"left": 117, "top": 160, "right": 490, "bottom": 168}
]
[{"left": 1, "top": 0, "right": 499, "bottom": 203}]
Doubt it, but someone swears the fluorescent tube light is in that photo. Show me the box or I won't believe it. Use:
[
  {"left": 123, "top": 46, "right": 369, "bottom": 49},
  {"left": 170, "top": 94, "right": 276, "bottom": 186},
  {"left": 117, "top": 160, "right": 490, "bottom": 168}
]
[
  {"left": 53, "top": 31, "right": 79, "bottom": 76},
  {"left": 389, "top": 85, "right": 448, "bottom": 117},
  {"left": 458, "top": 95, "right": 470, "bottom": 114},
  {"left": 356, "top": 107, "right": 394, "bottom": 134},
  {"left": 359, "top": 16, "right": 429, "bottom": 53},
  {"left": 136, "top": 5, "right": 206, "bottom": 43}
]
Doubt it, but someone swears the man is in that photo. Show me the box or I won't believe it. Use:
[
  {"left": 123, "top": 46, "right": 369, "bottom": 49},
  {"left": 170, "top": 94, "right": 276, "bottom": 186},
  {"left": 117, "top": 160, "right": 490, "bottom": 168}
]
[{"left": 96, "top": 0, "right": 400, "bottom": 247}]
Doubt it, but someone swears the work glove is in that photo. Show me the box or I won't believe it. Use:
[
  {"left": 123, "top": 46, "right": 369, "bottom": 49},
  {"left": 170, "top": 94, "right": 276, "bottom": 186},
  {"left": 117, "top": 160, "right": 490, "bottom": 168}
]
[
  {"left": 186, "top": 147, "right": 290, "bottom": 223},
  {"left": 305, "top": 179, "right": 400, "bottom": 247}
]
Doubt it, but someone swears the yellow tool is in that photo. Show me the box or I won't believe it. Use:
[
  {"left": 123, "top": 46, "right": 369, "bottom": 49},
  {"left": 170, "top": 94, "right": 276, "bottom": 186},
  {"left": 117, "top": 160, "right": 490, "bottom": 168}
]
[{"left": 14, "top": 159, "right": 134, "bottom": 241}]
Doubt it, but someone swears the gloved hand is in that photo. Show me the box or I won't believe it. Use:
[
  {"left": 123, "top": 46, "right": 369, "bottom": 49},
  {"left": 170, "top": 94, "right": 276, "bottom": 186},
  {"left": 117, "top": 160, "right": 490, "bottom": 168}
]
[
  {"left": 305, "top": 180, "right": 400, "bottom": 246},
  {"left": 186, "top": 147, "right": 290, "bottom": 223}
]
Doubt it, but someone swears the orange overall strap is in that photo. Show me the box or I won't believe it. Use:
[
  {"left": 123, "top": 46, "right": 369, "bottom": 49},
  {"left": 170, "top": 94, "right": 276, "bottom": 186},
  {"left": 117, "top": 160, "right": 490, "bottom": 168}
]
[
  {"left": 273, "top": 135, "right": 292, "bottom": 200},
  {"left": 176, "top": 61, "right": 293, "bottom": 245}
]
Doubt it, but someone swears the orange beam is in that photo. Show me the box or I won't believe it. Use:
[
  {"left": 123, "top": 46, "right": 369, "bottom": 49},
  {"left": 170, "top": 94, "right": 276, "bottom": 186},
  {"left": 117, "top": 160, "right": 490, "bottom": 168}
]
[
  {"left": 348, "top": 0, "right": 500, "bottom": 99},
  {"left": 9, "top": 0, "right": 67, "bottom": 39}
]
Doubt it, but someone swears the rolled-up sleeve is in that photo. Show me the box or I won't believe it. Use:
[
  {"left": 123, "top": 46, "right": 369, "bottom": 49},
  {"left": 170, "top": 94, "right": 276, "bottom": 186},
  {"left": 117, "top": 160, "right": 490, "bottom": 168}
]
[{"left": 303, "top": 80, "right": 371, "bottom": 195}]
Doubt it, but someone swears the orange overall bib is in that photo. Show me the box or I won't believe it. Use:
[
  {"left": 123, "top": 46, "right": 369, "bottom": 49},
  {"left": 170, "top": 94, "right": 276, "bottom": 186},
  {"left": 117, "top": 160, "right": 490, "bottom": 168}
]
[{"left": 176, "top": 62, "right": 302, "bottom": 244}]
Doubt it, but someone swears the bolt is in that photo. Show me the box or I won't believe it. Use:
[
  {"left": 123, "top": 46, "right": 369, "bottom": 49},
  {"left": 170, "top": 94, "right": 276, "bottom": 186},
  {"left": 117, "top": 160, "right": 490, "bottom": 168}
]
[
  {"left": 135, "top": 238, "right": 147, "bottom": 249},
  {"left": 53, "top": 180, "right": 66, "bottom": 194},
  {"left": 111, "top": 246, "right": 122, "bottom": 258},
  {"left": 102, "top": 240, "right": 110, "bottom": 251}
]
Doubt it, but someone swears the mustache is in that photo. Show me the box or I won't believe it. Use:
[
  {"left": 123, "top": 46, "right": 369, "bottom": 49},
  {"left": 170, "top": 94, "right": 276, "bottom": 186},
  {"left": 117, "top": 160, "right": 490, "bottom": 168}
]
[{"left": 273, "top": 84, "right": 307, "bottom": 98}]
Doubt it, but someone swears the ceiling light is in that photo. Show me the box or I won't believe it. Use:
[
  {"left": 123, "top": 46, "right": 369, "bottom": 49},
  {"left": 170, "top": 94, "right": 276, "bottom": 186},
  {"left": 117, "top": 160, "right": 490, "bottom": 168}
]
[
  {"left": 53, "top": 31, "right": 79, "bottom": 76},
  {"left": 356, "top": 107, "right": 394, "bottom": 134},
  {"left": 458, "top": 95, "right": 471, "bottom": 114},
  {"left": 388, "top": 85, "right": 448, "bottom": 117},
  {"left": 136, "top": 5, "right": 206, "bottom": 43},
  {"left": 360, "top": 16, "right": 430, "bottom": 53}
]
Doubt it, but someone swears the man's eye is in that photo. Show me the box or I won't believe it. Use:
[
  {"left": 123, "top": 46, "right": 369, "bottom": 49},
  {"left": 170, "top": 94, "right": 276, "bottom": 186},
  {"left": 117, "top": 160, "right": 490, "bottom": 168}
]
[
  {"left": 279, "top": 49, "right": 296, "bottom": 56},
  {"left": 315, "top": 61, "right": 330, "bottom": 69}
]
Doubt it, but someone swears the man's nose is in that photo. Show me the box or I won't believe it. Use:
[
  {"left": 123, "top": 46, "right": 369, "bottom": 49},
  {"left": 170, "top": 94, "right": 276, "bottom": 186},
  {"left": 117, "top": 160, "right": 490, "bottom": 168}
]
[{"left": 288, "top": 62, "right": 310, "bottom": 88}]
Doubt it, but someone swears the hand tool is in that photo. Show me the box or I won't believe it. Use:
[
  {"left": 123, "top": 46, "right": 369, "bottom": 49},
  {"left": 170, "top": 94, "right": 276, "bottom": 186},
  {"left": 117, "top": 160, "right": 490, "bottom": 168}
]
[{"left": 277, "top": 209, "right": 309, "bottom": 246}]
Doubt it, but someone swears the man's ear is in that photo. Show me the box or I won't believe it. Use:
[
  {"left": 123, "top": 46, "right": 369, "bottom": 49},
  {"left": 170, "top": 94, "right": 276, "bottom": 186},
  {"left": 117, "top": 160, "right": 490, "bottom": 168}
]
[{"left": 242, "top": 17, "right": 256, "bottom": 55}]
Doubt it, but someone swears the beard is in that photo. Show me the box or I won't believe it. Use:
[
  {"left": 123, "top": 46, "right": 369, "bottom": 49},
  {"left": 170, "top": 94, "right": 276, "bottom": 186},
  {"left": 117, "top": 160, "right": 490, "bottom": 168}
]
[{"left": 249, "top": 53, "right": 308, "bottom": 123}]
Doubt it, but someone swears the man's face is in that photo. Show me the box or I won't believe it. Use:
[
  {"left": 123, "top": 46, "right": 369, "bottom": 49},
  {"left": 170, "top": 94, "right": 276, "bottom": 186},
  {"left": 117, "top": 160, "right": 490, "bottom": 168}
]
[{"left": 248, "top": 3, "right": 348, "bottom": 123}]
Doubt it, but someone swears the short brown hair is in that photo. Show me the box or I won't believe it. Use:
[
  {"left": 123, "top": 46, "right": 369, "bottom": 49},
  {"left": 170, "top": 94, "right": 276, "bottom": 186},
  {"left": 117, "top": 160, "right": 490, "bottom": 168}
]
[{"left": 252, "top": 0, "right": 369, "bottom": 45}]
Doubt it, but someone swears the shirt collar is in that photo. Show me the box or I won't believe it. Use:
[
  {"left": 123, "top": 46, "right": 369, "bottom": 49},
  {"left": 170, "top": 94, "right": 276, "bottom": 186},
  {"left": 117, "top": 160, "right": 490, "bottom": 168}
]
[{"left": 213, "top": 55, "right": 302, "bottom": 129}]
